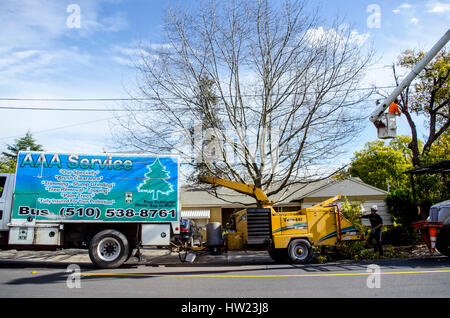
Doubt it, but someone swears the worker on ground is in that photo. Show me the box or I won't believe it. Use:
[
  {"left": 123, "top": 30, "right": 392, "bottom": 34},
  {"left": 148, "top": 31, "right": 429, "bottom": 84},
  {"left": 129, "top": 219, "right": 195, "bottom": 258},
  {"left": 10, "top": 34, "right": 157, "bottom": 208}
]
[
  {"left": 360, "top": 205, "right": 384, "bottom": 256},
  {"left": 222, "top": 223, "right": 231, "bottom": 238},
  {"left": 388, "top": 99, "right": 402, "bottom": 116},
  {"left": 222, "top": 222, "right": 235, "bottom": 251}
]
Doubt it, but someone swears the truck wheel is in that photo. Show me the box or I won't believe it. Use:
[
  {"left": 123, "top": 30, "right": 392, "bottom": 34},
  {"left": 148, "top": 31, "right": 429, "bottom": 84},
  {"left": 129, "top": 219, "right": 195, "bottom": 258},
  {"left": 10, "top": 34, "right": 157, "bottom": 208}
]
[
  {"left": 287, "top": 239, "right": 312, "bottom": 264},
  {"left": 89, "top": 230, "right": 130, "bottom": 269},
  {"left": 268, "top": 249, "right": 289, "bottom": 263}
]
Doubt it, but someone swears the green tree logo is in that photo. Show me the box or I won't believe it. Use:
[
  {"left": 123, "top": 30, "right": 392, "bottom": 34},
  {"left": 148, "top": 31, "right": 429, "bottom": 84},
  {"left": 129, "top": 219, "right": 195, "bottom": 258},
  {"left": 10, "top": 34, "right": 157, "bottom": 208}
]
[{"left": 138, "top": 159, "right": 174, "bottom": 200}]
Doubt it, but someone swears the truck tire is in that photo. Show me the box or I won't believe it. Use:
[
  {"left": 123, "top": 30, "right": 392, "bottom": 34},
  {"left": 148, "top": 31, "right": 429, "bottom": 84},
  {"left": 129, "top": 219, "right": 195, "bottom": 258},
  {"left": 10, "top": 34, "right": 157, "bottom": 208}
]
[
  {"left": 268, "top": 249, "right": 289, "bottom": 263},
  {"left": 287, "top": 239, "right": 312, "bottom": 264},
  {"left": 89, "top": 230, "right": 130, "bottom": 269}
]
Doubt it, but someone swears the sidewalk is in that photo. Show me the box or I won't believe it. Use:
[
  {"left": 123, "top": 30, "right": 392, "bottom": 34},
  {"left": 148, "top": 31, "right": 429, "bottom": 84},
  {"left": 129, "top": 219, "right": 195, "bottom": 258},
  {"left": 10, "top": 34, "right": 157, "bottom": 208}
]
[{"left": 0, "top": 248, "right": 274, "bottom": 267}]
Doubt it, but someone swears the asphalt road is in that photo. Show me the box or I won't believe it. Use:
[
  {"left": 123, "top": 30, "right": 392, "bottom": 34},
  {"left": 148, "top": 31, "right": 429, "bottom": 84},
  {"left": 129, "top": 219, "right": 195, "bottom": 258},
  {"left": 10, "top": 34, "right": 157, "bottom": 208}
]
[{"left": 0, "top": 257, "right": 449, "bottom": 298}]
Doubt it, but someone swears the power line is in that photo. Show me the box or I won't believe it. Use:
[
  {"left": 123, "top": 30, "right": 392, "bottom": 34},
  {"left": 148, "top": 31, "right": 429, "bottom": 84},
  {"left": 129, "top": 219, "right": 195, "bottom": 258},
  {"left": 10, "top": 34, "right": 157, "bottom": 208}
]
[
  {"left": 0, "top": 85, "right": 396, "bottom": 112},
  {"left": 0, "top": 98, "right": 382, "bottom": 112},
  {"left": 0, "top": 97, "right": 384, "bottom": 112},
  {"left": 0, "top": 106, "right": 132, "bottom": 112},
  {"left": 0, "top": 85, "right": 398, "bottom": 103},
  {"left": 0, "top": 116, "right": 119, "bottom": 141},
  {"left": 0, "top": 97, "right": 143, "bottom": 102}
]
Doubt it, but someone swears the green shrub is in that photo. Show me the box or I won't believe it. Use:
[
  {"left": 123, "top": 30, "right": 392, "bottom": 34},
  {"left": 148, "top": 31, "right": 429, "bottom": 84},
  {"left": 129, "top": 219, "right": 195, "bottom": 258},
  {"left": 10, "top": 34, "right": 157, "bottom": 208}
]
[
  {"left": 340, "top": 197, "right": 366, "bottom": 234},
  {"left": 334, "top": 198, "right": 374, "bottom": 260},
  {"left": 335, "top": 241, "right": 366, "bottom": 260},
  {"left": 385, "top": 189, "right": 421, "bottom": 246},
  {"left": 359, "top": 248, "right": 378, "bottom": 260},
  {"left": 316, "top": 255, "right": 328, "bottom": 264},
  {"left": 386, "top": 188, "right": 420, "bottom": 226},
  {"left": 383, "top": 225, "right": 419, "bottom": 246}
]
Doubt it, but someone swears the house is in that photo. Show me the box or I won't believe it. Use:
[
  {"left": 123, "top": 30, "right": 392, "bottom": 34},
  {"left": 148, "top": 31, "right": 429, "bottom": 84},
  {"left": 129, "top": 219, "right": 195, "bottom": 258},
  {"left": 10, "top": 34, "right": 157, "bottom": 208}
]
[{"left": 180, "top": 177, "right": 390, "bottom": 232}]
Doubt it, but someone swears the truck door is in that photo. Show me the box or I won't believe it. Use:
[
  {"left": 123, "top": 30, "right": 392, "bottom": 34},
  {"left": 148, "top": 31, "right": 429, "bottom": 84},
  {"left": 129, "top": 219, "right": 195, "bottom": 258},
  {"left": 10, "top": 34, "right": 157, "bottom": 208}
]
[
  {"left": 8, "top": 193, "right": 39, "bottom": 245},
  {"left": 0, "top": 174, "right": 14, "bottom": 231}
]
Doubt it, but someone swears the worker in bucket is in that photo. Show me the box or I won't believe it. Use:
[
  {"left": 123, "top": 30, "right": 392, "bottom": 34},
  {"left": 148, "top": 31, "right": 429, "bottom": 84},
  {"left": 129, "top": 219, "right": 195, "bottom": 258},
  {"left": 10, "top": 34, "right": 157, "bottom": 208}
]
[
  {"left": 360, "top": 205, "right": 384, "bottom": 256},
  {"left": 388, "top": 99, "right": 402, "bottom": 116}
]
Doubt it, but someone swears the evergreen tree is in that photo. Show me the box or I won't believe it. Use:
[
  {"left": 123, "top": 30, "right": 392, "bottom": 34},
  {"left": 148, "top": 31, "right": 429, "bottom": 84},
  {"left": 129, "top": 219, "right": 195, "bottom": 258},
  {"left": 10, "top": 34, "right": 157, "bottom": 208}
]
[
  {"left": 138, "top": 158, "right": 173, "bottom": 200},
  {"left": 2, "top": 131, "right": 43, "bottom": 160},
  {"left": 0, "top": 131, "right": 43, "bottom": 173}
]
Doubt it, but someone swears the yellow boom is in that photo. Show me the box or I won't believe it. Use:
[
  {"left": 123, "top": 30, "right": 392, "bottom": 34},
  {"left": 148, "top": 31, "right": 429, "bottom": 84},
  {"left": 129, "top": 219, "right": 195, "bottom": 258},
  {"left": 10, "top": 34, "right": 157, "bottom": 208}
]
[
  {"left": 311, "top": 195, "right": 341, "bottom": 208},
  {"left": 199, "top": 177, "right": 274, "bottom": 208}
]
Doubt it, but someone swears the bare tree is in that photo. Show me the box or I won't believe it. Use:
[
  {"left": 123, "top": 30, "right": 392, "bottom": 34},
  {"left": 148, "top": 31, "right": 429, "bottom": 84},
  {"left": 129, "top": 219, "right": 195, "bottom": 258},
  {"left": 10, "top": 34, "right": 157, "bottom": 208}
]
[{"left": 113, "top": 0, "right": 374, "bottom": 204}]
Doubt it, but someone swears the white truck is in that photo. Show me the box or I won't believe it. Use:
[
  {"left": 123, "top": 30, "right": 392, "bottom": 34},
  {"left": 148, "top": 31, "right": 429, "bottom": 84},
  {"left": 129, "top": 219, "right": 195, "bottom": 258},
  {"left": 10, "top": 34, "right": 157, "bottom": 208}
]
[
  {"left": 0, "top": 151, "right": 181, "bottom": 268},
  {"left": 429, "top": 200, "right": 450, "bottom": 256}
]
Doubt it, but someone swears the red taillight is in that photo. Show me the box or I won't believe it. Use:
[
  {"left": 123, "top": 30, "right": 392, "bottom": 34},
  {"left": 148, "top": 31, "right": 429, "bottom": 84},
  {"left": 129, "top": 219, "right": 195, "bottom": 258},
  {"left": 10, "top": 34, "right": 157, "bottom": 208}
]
[{"left": 181, "top": 228, "right": 189, "bottom": 232}]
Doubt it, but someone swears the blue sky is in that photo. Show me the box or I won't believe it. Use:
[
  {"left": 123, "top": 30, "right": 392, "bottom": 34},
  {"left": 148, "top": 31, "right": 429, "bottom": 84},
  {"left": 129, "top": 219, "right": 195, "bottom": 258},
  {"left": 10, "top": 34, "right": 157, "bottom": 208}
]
[{"left": 0, "top": 0, "right": 449, "bottom": 165}]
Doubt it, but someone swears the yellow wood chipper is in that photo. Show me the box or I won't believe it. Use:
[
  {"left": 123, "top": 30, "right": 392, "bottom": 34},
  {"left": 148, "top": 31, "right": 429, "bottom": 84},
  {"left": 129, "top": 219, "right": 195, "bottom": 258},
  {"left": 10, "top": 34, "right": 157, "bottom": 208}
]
[{"left": 200, "top": 177, "right": 364, "bottom": 264}]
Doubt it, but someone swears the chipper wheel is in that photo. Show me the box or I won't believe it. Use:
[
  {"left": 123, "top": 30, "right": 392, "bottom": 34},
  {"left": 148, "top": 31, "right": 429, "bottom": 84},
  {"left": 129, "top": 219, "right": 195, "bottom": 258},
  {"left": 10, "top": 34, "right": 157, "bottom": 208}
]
[{"left": 287, "top": 239, "right": 313, "bottom": 264}]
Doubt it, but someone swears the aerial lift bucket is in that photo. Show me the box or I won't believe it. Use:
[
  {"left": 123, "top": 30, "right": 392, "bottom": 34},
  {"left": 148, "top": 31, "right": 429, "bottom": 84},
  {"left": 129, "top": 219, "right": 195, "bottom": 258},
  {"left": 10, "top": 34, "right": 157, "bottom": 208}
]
[
  {"left": 375, "top": 113, "right": 397, "bottom": 139},
  {"left": 412, "top": 220, "right": 443, "bottom": 252}
]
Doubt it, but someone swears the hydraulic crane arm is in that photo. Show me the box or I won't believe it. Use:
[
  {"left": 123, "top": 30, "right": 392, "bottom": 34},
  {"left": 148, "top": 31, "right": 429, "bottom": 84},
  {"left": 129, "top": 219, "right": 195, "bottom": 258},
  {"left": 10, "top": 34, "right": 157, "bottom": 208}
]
[
  {"left": 311, "top": 195, "right": 342, "bottom": 208},
  {"left": 369, "top": 28, "right": 450, "bottom": 123},
  {"left": 199, "top": 177, "right": 274, "bottom": 207}
]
